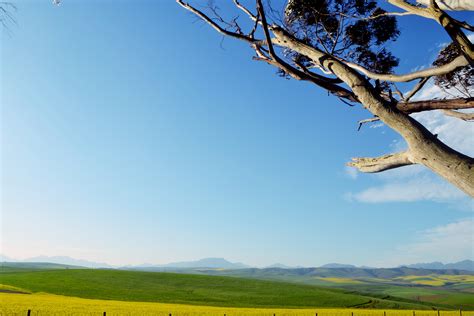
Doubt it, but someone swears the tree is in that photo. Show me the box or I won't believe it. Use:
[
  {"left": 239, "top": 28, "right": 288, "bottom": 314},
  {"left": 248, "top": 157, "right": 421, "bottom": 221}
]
[{"left": 177, "top": 0, "right": 474, "bottom": 196}]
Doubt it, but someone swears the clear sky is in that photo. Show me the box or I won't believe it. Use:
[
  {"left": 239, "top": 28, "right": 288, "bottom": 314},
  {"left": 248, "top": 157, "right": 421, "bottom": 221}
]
[{"left": 1, "top": 0, "right": 473, "bottom": 267}]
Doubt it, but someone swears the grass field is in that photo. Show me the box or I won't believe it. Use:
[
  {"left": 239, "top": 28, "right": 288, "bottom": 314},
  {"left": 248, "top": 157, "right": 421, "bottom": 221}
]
[
  {"left": 0, "top": 269, "right": 369, "bottom": 308},
  {"left": 0, "top": 269, "right": 457, "bottom": 310},
  {"left": 202, "top": 270, "right": 474, "bottom": 310},
  {"left": 2, "top": 293, "right": 474, "bottom": 316},
  {"left": 1, "top": 267, "right": 473, "bottom": 315}
]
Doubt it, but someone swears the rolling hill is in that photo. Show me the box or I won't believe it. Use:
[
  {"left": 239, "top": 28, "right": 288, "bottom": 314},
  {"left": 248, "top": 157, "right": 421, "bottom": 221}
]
[{"left": 0, "top": 267, "right": 458, "bottom": 309}]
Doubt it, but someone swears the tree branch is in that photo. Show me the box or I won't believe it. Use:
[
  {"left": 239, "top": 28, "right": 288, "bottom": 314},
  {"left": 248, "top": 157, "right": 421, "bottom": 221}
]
[
  {"left": 233, "top": 0, "right": 258, "bottom": 22},
  {"left": 347, "top": 151, "right": 414, "bottom": 173},
  {"left": 176, "top": 0, "right": 257, "bottom": 44},
  {"left": 416, "top": 0, "right": 474, "bottom": 11},
  {"left": 388, "top": 0, "right": 474, "bottom": 64},
  {"left": 398, "top": 98, "right": 474, "bottom": 113},
  {"left": 442, "top": 109, "right": 474, "bottom": 121},
  {"left": 358, "top": 117, "right": 380, "bottom": 131},
  {"left": 177, "top": 0, "right": 359, "bottom": 104},
  {"left": 404, "top": 77, "right": 430, "bottom": 102},
  {"left": 343, "top": 55, "right": 468, "bottom": 82},
  {"left": 178, "top": 1, "right": 474, "bottom": 196},
  {"left": 388, "top": 0, "right": 434, "bottom": 19},
  {"left": 428, "top": 0, "right": 474, "bottom": 65}
]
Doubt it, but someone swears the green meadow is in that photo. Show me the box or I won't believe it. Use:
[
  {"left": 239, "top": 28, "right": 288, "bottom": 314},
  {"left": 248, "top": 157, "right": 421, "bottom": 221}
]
[{"left": 0, "top": 268, "right": 461, "bottom": 310}]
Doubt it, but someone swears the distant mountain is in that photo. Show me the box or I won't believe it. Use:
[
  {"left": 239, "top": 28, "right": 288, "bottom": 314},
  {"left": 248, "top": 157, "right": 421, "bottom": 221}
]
[
  {"left": 320, "top": 263, "right": 357, "bottom": 269},
  {"left": 404, "top": 260, "right": 474, "bottom": 271},
  {"left": 0, "top": 254, "right": 16, "bottom": 262},
  {"left": 266, "top": 263, "right": 293, "bottom": 269},
  {"left": 1, "top": 261, "right": 85, "bottom": 270},
  {"left": 128, "top": 258, "right": 251, "bottom": 270},
  {"left": 22, "top": 256, "right": 113, "bottom": 269},
  {"left": 203, "top": 266, "right": 474, "bottom": 282},
  {"left": 2, "top": 253, "right": 472, "bottom": 272}
]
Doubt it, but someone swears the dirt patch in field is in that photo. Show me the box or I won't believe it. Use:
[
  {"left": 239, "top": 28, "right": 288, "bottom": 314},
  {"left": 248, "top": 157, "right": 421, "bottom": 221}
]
[
  {"left": 0, "top": 289, "right": 29, "bottom": 294},
  {"left": 417, "top": 294, "right": 447, "bottom": 302}
]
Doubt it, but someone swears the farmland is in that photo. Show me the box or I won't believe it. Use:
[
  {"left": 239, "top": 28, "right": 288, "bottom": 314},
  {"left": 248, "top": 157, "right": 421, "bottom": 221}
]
[
  {"left": 0, "top": 269, "right": 429, "bottom": 309},
  {"left": 197, "top": 268, "right": 474, "bottom": 309},
  {"left": 1, "top": 265, "right": 473, "bottom": 315}
]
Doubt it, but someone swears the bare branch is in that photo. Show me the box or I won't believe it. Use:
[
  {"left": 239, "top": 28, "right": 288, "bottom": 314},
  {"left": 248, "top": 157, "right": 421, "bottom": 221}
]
[
  {"left": 176, "top": 0, "right": 257, "bottom": 44},
  {"left": 357, "top": 117, "right": 380, "bottom": 131},
  {"left": 256, "top": 0, "right": 276, "bottom": 57},
  {"left": 388, "top": 0, "right": 435, "bottom": 19},
  {"left": 233, "top": 0, "right": 257, "bottom": 22},
  {"left": 347, "top": 151, "right": 414, "bottom": 173},
  {"left": 343, "top": 55, "right": 468, "bottom": 82},
  {"left": 405, "top": 77, "right": 430, "bottom": 102},
  {"left": 398, "top": 98, "right": 474, "bottom": 113},
  {"left": 442, "top": 109, "right": 474, "bottom": 121},
  {"left": 254, "top": 1, "right": 359, "bottom": 103},
  {"left": 294, "top": 60, "right": 343, "bottom": 84},
  {"left": 177, "top": 0, "right": 358, "bottom": 103}
]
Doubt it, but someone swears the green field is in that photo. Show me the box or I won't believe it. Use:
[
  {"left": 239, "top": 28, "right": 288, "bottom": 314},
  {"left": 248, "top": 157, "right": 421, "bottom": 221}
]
[
  {"left": 0, "top": 268, "right": 458, "bottom": 310},
  {"left": 197, "top": 268, "right": 474, "bottom": 309}
]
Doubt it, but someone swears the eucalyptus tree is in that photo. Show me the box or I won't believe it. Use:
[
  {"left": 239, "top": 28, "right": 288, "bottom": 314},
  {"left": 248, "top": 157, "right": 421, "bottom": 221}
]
[{"left": 177, "top": 0, "right": 474, "bottom": 196}]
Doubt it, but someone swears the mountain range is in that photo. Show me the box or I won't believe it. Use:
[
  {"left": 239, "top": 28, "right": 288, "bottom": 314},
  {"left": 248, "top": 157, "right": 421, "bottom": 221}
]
[
  {"left": 1, "top": 255, "right": 114, "bottom": 269},
  {"left": 124, "top": 257, "right": 250, "bottom": 270},
  {"left": 403, "top": 260, "right": 474, "bottom": 271},
  {"left": 1, "top": 254, "right": 472, "bottom": 271}
]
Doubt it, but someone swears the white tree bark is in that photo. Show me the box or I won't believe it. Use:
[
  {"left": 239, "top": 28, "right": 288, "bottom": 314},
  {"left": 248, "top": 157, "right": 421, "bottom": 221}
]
[
  {"left": 416, "top": 0, "right": 474, "bottom": 11},
  {"left": 344, "top": 55, "right": 468, "bottom": 82}
]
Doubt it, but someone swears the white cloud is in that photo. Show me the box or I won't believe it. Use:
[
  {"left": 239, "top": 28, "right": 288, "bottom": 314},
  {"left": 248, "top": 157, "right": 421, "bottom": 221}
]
[
  {"left": 349, "top": 175, "right": 465, "bottom": 203},
  {"left": 413, "top": 80, "right": 446, "bottom": 100},
  {"left": 344, "top": 166, "right": 358, "bottom": 180},
  {"left": 412, "top": 109, "right": 474, "bottom": 156},
  {"left": 379, "top": 218, "right": 474, "bottom": 266},
  {"left": 410, "top": 64, "right": 426, "bottom": 73},
  {"left": 369, "top": 122, "right": 385, "bottom": 129}
]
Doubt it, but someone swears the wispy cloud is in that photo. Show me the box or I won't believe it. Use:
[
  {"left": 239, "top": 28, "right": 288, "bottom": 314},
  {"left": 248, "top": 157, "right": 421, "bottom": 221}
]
[
  {"left": 412, "top": 110, "right": 474, "bottom": 156},
  {"left": 348, "top": 175, "right": 465, "bottom": 203},
  {"left": 378, "top": 218, "right": 474, "bottom": 266},
  {"left": 344, "top": 166, "right": 358, "bottom": 180}
]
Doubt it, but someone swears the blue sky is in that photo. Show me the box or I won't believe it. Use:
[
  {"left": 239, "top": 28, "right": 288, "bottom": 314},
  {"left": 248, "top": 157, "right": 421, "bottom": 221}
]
[{"left": 1, "top": 0, "right": 473, "bottom": 267}]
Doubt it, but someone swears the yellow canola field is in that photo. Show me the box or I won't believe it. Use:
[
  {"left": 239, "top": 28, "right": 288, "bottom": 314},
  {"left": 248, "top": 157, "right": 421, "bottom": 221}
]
[
  {"left": 394, "top": 275, "right": 474, "bottom": 287},
  {"left": 1, "top": 293, "right": 473, "bottom": 316}
]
